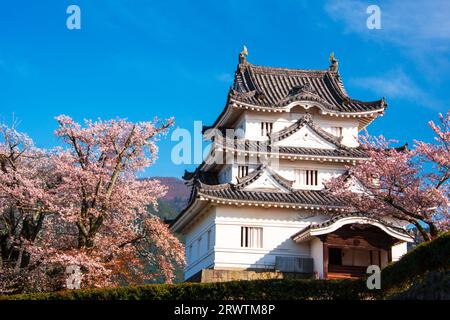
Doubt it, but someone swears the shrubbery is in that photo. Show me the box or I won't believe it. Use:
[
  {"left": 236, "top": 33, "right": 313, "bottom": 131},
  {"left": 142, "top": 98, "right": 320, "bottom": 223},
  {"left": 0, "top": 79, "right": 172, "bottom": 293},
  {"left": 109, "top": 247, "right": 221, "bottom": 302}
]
[
  {"left": 379, "top": 231, "right": 450, "bottom": 298},
  {"left": 0, "top": 278, "right": 368, "bottom": 300},
  {"left": 2, "top": 231, "right": 448, "bottom": 300},
  {"left": 389, "top": 271, "right": 450, "bottom": 300}
]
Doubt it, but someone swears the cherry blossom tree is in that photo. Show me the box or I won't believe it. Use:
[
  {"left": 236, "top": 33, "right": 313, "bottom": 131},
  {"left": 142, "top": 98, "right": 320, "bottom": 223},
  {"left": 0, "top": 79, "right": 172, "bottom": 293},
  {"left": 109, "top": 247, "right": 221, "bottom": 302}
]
[
  {"left": 0, "top": 122, "right": 60, "bottom": 293},
  {"left": 326, "top": 111, "right": 450, "bottom": 242},
  {"left": 47, "top": 115, "right": 184, "bottom": 287},
  {"left": 1, "top": 116, "right": 185, "bottom": 292}
]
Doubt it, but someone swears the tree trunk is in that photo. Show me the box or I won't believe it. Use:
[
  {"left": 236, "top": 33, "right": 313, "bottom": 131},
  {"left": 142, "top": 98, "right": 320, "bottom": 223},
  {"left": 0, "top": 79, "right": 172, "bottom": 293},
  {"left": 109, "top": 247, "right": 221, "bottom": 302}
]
[
  {"left": 77, "top": 219, "right": 102, "bottom": 249},
  {"left": 413, "top": 220, "right": 431, "bottom": 242},
  {"left": 427, "top": 221, "right": 439, "bottom": 239}
]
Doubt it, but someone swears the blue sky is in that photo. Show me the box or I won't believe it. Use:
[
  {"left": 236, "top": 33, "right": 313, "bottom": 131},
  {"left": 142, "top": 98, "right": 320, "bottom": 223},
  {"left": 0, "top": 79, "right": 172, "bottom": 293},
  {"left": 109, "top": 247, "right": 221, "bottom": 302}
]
[{"left": 0, "top": 0, "right": 449, "bottom": 178}]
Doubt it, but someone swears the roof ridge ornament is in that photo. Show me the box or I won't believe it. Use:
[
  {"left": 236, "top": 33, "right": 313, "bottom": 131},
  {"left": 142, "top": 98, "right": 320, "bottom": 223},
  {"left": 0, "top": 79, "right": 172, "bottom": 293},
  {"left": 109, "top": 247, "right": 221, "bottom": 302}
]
[
  {"left": 289, "top": 82, "right": 315, "bottom": 95},
  {"left": 303, "top": 112, "right": 313, "bottom": 122},
  {"left": 239, "top": 45, "right": 249, "bottom": 65},
  {"left": 329, "top": 52, "right": 338, "bottom": 72},
  {"left": 301, "top": 82, "right": 313, "bottom": 93}
]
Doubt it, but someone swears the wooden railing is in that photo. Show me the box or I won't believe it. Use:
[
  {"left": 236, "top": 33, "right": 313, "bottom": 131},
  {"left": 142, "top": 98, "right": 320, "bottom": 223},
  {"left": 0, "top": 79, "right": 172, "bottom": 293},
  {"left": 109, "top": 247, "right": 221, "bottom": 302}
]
[{"left": 327, "top": 265, "right": 367, "bottom": 279}]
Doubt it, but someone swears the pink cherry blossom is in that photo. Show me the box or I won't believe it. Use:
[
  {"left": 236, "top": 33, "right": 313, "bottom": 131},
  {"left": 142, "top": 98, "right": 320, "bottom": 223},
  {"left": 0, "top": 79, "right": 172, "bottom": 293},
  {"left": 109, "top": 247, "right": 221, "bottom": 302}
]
[
  {"left": 326, "top": 111, "right": 450, "bottom": 242},
  {"left": 1, "top": 116, "right": 184, "bottom": 293}
]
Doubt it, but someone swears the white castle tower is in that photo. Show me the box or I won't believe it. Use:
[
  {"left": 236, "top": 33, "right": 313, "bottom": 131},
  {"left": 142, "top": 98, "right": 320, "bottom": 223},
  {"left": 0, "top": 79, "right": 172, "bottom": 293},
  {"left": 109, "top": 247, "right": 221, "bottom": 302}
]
[{"left": 171, "top": 49, "right": 412, "bottom": 282}]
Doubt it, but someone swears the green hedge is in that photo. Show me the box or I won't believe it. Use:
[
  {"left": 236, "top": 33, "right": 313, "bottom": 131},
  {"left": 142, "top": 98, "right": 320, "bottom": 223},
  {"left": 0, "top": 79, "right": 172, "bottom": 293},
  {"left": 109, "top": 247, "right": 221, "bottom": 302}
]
[
  {"left": 2, "top": 231, "right": 448, "bottom": 300},
  {"left": 0, "top": 278, "right": 368, "bottom": 300},
  {"left": 378, "top": 231, "right": 450, "bottom": 298},
  {"left": 388, "top": 271, "right": 450, "bottom": 300}
]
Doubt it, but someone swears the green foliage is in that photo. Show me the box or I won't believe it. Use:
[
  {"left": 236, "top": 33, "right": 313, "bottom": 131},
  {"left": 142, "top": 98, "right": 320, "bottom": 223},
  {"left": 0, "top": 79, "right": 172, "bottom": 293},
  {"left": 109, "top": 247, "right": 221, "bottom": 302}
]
[
  {"left": 1, "top": 279, "right": 368, "bottom": 300},
  {"left": 2, "top": 231, "right": 448, "bottom": 300},
  {"left": 378, "top": 231, "right": 450, "bottom": 298},
  {"left": 147, "top": 199, "right": 178, "bottom": 220},
  {"left": 388, "top": 271, "right": 450, "bottom": 300}
]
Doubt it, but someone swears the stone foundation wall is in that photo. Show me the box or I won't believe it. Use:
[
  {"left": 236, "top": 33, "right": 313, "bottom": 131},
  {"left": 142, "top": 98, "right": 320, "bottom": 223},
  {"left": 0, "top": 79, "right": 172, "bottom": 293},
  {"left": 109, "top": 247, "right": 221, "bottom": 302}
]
[{"left": 186, "top": 269, "right": 312, "bottom": 283}]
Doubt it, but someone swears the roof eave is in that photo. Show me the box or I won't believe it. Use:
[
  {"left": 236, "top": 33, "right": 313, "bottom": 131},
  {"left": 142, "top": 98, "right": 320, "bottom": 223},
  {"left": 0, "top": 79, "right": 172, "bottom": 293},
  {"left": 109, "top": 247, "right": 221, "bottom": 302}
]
[
  {"left": 197, "top": 193, "right": 345, "bottom": 211},
  {"left": 291, "top": 216, "right": 414, "bottom": 243},
  {"left": 170, "top": 197, "right": 209, "bottom": 234},
  {"left": 214, "top": 144, "right": 368, "bottom": 162}
]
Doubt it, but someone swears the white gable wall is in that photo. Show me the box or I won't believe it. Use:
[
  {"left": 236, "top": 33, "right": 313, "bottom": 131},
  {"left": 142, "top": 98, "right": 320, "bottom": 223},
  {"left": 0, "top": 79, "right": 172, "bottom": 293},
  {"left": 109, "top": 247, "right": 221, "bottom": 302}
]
[
  {"left": 315, "top": 115, "right": 359, "bottom": 147},
  {"left": 241, "top": 171, "right": 291, "bottom": 192},
  {"left": 232, "top": 110, "right": 359, "bottom": 147},
  {"left": 274, "top": 125, "right": 336, "bottom": 149},
  {"left": 217, "top": 161, "right": 346, "bottom": 190}
]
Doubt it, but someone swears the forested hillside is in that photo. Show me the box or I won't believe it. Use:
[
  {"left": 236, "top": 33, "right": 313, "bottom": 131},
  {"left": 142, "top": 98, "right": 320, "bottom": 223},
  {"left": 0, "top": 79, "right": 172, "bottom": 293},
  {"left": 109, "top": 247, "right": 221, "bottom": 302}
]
[{"left": 146, "top": 177, "right": 190, "bottom": 220}]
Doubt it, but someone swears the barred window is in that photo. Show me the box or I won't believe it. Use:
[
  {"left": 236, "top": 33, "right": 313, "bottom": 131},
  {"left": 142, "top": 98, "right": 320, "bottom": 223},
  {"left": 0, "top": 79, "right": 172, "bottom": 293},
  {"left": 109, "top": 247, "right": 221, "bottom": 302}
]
[
  {"left": 241, "top": 227, "right": 263, "bottom": 248},
  {"left": 295, "top": 169, "right": 319, "bottom": 186},
  {"left": 261, "top": 122, "right": 273, "bottom": 136},
  {"left": 238, "top": 165, "right": 249, "bottom": 178}
]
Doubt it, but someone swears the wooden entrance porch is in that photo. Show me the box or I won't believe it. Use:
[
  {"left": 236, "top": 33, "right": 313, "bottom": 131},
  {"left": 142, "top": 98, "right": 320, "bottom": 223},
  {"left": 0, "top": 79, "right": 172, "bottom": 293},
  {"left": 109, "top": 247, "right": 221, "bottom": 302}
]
[{"left": 320, "top": 224, "right": 395, "bottom": 279}]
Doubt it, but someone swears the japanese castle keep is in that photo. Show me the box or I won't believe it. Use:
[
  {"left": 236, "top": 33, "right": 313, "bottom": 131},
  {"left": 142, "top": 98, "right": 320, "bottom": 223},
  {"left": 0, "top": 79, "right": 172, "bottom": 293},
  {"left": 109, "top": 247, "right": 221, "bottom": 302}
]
[{"left": 170, "top": 48, "right": 413, "bottom": 282}]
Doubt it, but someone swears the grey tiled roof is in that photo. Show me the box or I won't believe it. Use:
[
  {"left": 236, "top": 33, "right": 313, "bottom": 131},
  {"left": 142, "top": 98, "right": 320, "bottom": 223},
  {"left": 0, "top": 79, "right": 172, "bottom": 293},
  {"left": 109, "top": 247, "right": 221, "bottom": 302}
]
[
  {"left": 212, "top": 116, "right": 368, "bottom": 158},
  {"left": 231, "top": 63, "right": 385, "bottom": 113},
  {"left": 197, "top": 182, "right": 343, "bottom": 207},
  {"left": 216, "top": 138, "right": 368, "bottom": 158},
  {"left": 173, "top": 165, "right": 347, "bottom": 229},
  {"left": 185, "top": 165, "right": 343, "bottom": 208}
]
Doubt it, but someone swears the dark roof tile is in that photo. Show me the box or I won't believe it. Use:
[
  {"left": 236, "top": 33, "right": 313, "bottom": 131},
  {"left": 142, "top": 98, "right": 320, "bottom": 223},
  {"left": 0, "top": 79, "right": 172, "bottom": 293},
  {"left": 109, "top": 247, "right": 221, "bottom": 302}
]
[{"left": 231, "top": 63, "right": 385, "bottom": 113}]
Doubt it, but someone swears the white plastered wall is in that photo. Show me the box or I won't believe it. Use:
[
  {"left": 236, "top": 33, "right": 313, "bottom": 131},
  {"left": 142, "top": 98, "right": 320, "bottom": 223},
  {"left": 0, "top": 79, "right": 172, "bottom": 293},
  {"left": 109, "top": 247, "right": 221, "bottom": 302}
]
[
  {"left": 184, "top": 207, "right": 217, "bottom": 280},
  {"left": 213, "top": 206, "right": 321, "bottom": 271}
]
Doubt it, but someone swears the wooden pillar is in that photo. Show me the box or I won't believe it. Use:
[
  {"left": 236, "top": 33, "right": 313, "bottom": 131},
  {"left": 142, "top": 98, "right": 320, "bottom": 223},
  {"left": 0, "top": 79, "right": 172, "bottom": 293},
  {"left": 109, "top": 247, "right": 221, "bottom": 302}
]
[
  {"left": 387, "top": 248, "right": 392, "bottom": 263},
  {"left": 323, "top": 241, "right": 328, "bottom": 279},
  {"left": 378, "top": 250, "right": 382, "bottom": 268}
]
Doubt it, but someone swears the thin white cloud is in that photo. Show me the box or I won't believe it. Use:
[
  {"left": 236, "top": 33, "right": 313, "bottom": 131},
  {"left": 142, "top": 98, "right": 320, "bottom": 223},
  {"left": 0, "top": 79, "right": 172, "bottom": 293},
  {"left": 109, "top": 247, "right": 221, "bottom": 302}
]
[
  {"left": 216, "top": 73, "right": 233, "bottom": 83},
  {"left": 349, "top": 69, "right": 444, "bottom": 110},
  {"left": 324, "top": 0, "right": 368, "bottom": 34},
  {"left": 0, "top": 54, "right": 36, "bottom": 79},
  {"left": 325, "top": 0, "right": 450, "bottom": 44},
  {"left": 324, "top": 0, "right": 450, "bottom": 76}
]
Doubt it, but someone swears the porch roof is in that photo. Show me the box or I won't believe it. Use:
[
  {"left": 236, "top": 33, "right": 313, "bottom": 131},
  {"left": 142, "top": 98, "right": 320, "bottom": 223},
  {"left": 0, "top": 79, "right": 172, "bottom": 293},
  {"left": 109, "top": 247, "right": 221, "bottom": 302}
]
[{"left": 291, "top": 214, "right": 414, "bottom": 243}]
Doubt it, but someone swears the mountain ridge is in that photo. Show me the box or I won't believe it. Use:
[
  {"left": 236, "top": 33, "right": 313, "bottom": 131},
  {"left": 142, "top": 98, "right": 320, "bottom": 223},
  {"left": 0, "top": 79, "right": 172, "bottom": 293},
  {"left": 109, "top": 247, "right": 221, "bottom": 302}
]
[{"left": 145, "top": 177, "right": 190, "bottom": 220}]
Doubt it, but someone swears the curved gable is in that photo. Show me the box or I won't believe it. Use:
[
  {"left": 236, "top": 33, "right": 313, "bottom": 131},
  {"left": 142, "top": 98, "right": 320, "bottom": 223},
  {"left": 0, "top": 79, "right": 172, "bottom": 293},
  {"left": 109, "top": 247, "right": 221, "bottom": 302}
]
[
  {"left": 274, "top": 124, "right": 336, "bottom": 149},
  {"left": 271, "top": 115, "right": 344, "bottom": 150}
]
